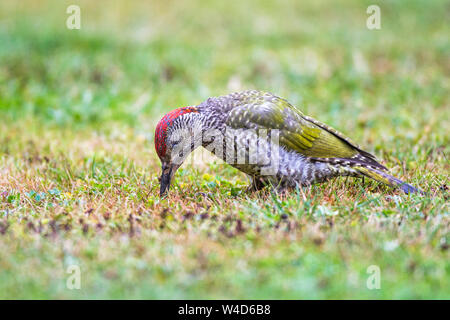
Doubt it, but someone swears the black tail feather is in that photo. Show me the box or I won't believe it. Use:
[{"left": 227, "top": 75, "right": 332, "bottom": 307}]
[
  {"left": 388, "top": 175, "right": 421, "bottom": 195},
  {"left": 355, "top": 166, "right": 422, "bottom": 195}
]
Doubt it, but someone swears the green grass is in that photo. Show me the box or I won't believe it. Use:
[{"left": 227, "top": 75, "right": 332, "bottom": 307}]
[{"left": 0, "top": 0, "right": 448, "bottom": 299}]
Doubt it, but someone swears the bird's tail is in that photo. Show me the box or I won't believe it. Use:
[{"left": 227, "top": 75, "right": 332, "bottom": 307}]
[
  {"left": 354, "top": 166, "right": 420, "bottom": 194},
  {"left": 310, "top": 155, "right": 421, "bottom": 194}
]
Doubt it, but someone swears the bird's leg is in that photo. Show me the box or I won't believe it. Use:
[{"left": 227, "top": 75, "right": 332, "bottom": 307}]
[
  {"left": 271, "top": 180, "right": 307, "bottom": 196},
  {"left": 270, "top": 184, "right": 290, "bottom": 196},
  {"left": 254, "top": 178, "right": 289, "bottom": 195},
  {"left": 246, "top": 176, "right": 267, "bottom": 192}
]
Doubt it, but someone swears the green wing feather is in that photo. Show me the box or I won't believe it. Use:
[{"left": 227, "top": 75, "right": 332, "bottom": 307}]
[{"left": 226, "top": 91, "right": 374, "bottom": 160}]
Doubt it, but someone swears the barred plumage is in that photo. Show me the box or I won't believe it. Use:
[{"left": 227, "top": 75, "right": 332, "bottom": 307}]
[{"left": 155, "top": 90, "right": 420, "bottom": 196}]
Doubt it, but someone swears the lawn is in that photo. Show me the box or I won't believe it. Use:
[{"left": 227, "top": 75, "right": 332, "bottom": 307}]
[{"left": 0, "top": 0, "right": 448, "bottom": 299}]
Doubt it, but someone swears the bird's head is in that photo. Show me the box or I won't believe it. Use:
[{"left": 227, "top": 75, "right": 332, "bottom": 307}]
[{"left": 155, "top": 106, "right": 199, "bottom": 197}]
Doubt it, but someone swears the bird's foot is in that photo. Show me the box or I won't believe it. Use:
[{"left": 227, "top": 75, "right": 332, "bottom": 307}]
[
  {"left": 246, "top": 177, "right": 268, "bottom": 193},
  {"left": 270, "top": 185, "right": 290, "bottom": 196}
]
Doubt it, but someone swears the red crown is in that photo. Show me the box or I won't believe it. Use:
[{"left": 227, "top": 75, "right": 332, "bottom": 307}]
[{"left": 155, "top": 106, "right": 198, "bottom": 159}]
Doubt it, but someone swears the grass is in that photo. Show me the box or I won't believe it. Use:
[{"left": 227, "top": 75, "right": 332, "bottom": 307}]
[{"left": 0, "top": 0, "right": 448, "bottom": 299}]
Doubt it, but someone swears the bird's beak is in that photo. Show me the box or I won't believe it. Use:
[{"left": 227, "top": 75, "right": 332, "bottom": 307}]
[{"left": 159, "top": 163, "right": 176, "bottom": 197}]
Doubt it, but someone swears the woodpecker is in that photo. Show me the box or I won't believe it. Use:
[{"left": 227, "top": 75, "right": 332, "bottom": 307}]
[{"left": 155, "top": 90, "right": 419, "bottom": 196}]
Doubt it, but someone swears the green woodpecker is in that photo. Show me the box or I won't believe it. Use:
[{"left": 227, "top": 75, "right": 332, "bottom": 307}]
[{"left": 155, "top": 90, "right": 420, "bottom": 196}]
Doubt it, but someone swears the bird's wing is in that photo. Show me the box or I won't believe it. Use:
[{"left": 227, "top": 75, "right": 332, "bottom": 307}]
[{"left": 226, "top": 92, "right": 382, "bottom": 165}]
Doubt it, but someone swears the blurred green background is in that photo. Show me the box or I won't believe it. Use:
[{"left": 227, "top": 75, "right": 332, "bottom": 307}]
[
  {"left": 1, "top": 0, "right": 448, "bottom": 136},
  {"left": 0, "top": 0, "right": 448, "bottom": 299}
]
